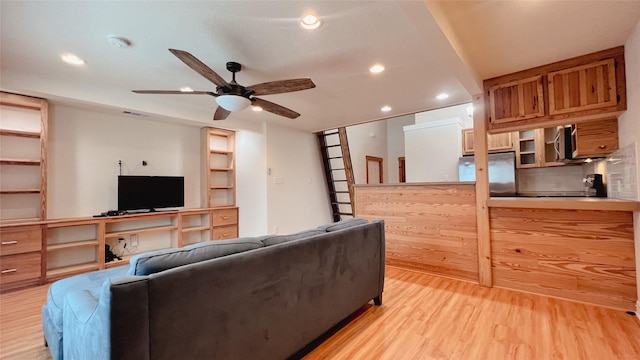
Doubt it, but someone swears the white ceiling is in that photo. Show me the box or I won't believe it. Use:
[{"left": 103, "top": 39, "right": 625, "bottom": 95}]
[{"left": 1, "top": 1, "right": 639, "bottom": 133}]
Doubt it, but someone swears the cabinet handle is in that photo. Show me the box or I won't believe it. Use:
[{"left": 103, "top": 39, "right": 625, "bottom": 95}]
[
  {"left": 222, "top": 216, "right": 230, "bottom": 220},
  {"left": 1, "top": 241, "right": 18, "bottom": 245},
  {"left": 222, "top": 233, "right": 230, "bottom": 237},
  {"left": 598, "top": 145, "right": 607, "bottom": 149},
  {"left": 1, "top": 269, "right": 17, "bottom": 274}
]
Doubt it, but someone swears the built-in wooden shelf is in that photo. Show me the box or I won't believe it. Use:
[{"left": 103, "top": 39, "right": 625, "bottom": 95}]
[
  {"left": 0, "top": 129, "right": 41, "bottom": 138},
  {"left": 181, "top": 225, "right": 210, "bottom": 233},
  {"left": 0, "top": 158, "right": 41, "bottom": 166},
  {"left": 47, "top": 240, "right": 99, "bottom": 252},
  {"left": 104, "top": 225, "right": 178, "bottom": 238},
  {"left": 210, "top": 186, "right": 233, "bottom": 189},
  {"left": 210, "top": 149, "right": 232, "bottom": 155},
  {"left": 47, "top": 263, "right": 100, "bottom": 279},
  {"left": 210, "top": 167, "right": 234, "bottom": 172},
  {"left": 0, "top": 189, "right": 40, "bottom": 194},
  {"left": 104, "top": 255, "right": 132, "bottom": 269}
]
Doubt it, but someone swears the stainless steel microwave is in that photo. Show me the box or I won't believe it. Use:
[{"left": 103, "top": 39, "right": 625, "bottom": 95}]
[{"left": 553, "top": 126, "right": 573, "bottom": 162}]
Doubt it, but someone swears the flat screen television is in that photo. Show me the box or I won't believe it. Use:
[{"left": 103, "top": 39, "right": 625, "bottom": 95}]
[{"left": 118, "top": 175, "right": 184, "bottom": 212}]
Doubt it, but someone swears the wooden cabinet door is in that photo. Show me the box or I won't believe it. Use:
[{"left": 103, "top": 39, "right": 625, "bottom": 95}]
[
  {"left": 548, "top": 58, "right": 617, "bottom": 115},
  {"left": 487, "top": 132, "right": 513, "bottom": 152},
  {"left": 572, "top": 118, "right": 619, "bottom": 158},
  {"left": 462, "top": 129, "right": 512, "bottom": 155},
  {"left": 489, "top": 75, "right": 544, "bottom": 125},
  {"left": 462, "top": 129, "right": 474, "bottom": 155}
]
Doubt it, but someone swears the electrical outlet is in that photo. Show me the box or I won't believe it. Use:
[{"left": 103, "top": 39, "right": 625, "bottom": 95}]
[{"left": 130, "top": 234, "right": 138, "bottom": 247}]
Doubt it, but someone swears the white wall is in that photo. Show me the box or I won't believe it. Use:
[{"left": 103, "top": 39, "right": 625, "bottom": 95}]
[
  {"left": 47, "top": 103, "right": 202, "bottom": 218},
  {"left": 235, "top": 127, "right": 268, "bottom": 237},
  {"left": 265, "top": 123, "right": 332, "bottom": 235},
  {"left": 404, "top": 118, "right": 463, "bottom": 182},
  {"left": 386, "top": 115, "right": 415, "bottom": 183},
  {"left": 617, "top": 19, "right": 640, "bottom": 314},
  {"left": 346, "top": 121, "right": 388, "bottom": 184},
  {"left": 415, "top": 102, "right": 474, "bottom": 128}
]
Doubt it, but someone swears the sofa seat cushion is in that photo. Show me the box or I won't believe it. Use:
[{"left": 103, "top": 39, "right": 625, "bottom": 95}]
[
  {"left": 128, "top": 237, "right": 264, "bottom": 276},
  {"left": 317, "top": 218, "right": 368, "bottom": 232},
  {"left": 44, "top": 265, "right": 128, "bottom": 333},
  {"left": 256, "top": 229, "right": 326, "bottom": 247}
]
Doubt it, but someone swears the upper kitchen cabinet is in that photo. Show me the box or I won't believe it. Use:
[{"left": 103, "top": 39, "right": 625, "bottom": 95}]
[
  {"left": 570, "top": 118, "right": 619, "bottom": 159},
  {"left": 488, "top": 76, "right": 544, "bottom": 125},
  {"left": 484, "top": 46, "right": 626, "bottom": 133},
  {"left": 548, "top": 59, "right": 617, "bottom": 116},
  {"left": 462, "top": 129, "right": 513, "bottom": 155}
]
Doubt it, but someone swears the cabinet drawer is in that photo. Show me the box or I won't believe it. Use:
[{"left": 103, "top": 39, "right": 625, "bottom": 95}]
[
  {"left": 0, "top": 252, "right": 41, "bottom": 285},
  {"left": 0, "top": 226, "right": 42, "bottom": 256},
  {"left": 211, "top": 225, "right": 238, "bottom": 240},
  {"left": 211, "top": 208, "right": 238, "bottom": 227}
]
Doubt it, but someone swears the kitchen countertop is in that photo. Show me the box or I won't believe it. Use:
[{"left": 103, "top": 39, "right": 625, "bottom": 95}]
[
  {"left": 488, "top": 197, "right": 640, "bottom": 211},
  {"left": 354, "top": 181, "right": 475, "bottom": 187}
]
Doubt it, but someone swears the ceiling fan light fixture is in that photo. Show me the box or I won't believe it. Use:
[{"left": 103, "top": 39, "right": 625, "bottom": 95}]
[
  {"left": 436, "top": 93, "right": 449, "bottom": 100},
  {"left": 180, "top": 87, "right": 194, "bottom": 92},
  {"left": 216, "top": 95, "right": 251, "bottom": 112},
  {"left": 300, "top": 14, "right": 321, "bottom": 30},
  {"left": 252, "top": 105, "right": 263, "bottom": 112}
]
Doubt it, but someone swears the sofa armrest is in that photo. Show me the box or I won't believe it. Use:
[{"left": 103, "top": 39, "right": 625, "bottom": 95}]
[
  {"left": 63, "top": 281, "right": 112, "bottom": 360},
  {"left": 64, "top": 290, "right": 99, "bottom": 323},
  {"left": 62, "top": 276, "right": 150, "bottom": 360}
]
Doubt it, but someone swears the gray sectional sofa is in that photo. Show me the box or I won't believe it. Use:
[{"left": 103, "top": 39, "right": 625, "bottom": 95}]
[{"left": 42, "top": 218, "right": 385, "bottom": 360}]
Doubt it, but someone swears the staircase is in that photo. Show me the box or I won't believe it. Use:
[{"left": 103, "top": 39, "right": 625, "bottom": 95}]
[{"left": 317, "top": 128, "right": 355, "bottom": 222}]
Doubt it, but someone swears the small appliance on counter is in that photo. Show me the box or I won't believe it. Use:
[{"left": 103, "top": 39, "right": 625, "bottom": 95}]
[{"left": 583, "top": 173, "right": 606, "bottom": 197}]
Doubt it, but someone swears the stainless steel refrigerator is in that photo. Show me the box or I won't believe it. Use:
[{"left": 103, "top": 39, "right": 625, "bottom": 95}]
[{"left": 458, "top": 152, "right": 516, "bottom": 196}]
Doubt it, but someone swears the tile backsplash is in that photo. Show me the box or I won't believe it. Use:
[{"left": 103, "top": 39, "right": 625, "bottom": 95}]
[
  {"left": 606, "top": 142, "right": 638, "bottom": 201},
  {"left": 518, "top": 166, "right": 586, "bottom": 192}
]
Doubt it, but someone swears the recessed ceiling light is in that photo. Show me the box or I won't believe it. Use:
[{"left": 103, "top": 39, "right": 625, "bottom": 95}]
[
  {"left": 300, "top": 14, "right": 321, "bottom": 30},
  {"left": 369, "top": 64, "right": 385, "bottom": 73},
  {"left": 252, "top": 106, "right": 263, "bottom": 112},
  {"left": 381, "top": 106, "right": 392, "bottom": 112},
  {"left": 180, "top": 87, "right": 194, "bottom": 92},
  {"left": 436, "top": 93, "right": 449, "bottom": 100},
  {"left": 61, "top": 53, "right": 86, "bottom": 66}
]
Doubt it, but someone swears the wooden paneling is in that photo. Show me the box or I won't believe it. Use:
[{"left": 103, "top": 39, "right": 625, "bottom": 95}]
[
  {"left": 489, "top": 207, "right": 636, "bottom": 310},
  {"left": 354, "top": 184, "right": 478, "bottom": 282}
]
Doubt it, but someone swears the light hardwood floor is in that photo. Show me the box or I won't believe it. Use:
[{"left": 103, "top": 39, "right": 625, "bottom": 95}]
[{"left": 2, "top": 266, "right": 640, "bottom": 359}]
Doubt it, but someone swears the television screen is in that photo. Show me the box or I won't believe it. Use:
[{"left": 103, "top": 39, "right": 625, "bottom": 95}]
[{"left": 118, "top": 176, "right": 184, "bottom": 212}]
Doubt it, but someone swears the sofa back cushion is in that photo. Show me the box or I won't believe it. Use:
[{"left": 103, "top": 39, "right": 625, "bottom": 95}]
[
  {"left": 317, "top": 218, "right": 368, "bottom": 232},
  {"left": 256, "top": 229, "right": 326, "bottom": 247},
  {"left": 128, "top": 237, "right": 263, "bottom": 276}
]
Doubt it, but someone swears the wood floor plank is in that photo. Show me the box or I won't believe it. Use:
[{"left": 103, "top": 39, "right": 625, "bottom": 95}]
[{"left": 2, "top": 267, "right": 640, "bottom": 359}]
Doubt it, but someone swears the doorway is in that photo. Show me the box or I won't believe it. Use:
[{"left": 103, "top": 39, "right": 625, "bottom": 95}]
[
  {"left": 366, "top": 156, "right": 383, "bottom": 184},
  {"left": 398, "top": 157, "right": 406, "bottom": 183}
]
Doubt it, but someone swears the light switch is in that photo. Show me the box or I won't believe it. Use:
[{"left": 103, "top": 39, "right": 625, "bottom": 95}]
[{"left": 274, "top": 177, "right": 284, "bottom": 184}]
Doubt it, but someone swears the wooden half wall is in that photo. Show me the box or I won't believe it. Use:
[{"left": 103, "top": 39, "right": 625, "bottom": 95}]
[
  {"left": 354, "top": 183, "right": 478, "bottom": 282},
  {"left": 490, "top": 207, "right": 636, "bottom": 310}
]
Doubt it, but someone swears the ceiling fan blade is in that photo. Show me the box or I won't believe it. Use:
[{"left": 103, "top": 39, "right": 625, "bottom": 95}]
[
  {"left": 132, "top": 90, "right": 214, "bottom": 95},
  {"left": 213, "top": 106, "right": 231, "bottom": 121},
  {"left": 247, "top": 78, "right": 315, "bottom": 96},
  {"left": 252, "top": 98, "right": 300, "bottom": 119},
  {"left": 168, "top": 49, "right": 231, "bottom": 89}
]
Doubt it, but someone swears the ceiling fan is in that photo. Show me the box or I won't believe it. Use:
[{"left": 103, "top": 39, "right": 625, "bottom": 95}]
[{"left": 133, "top": 49, "right": 315, "bottom": 120}]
